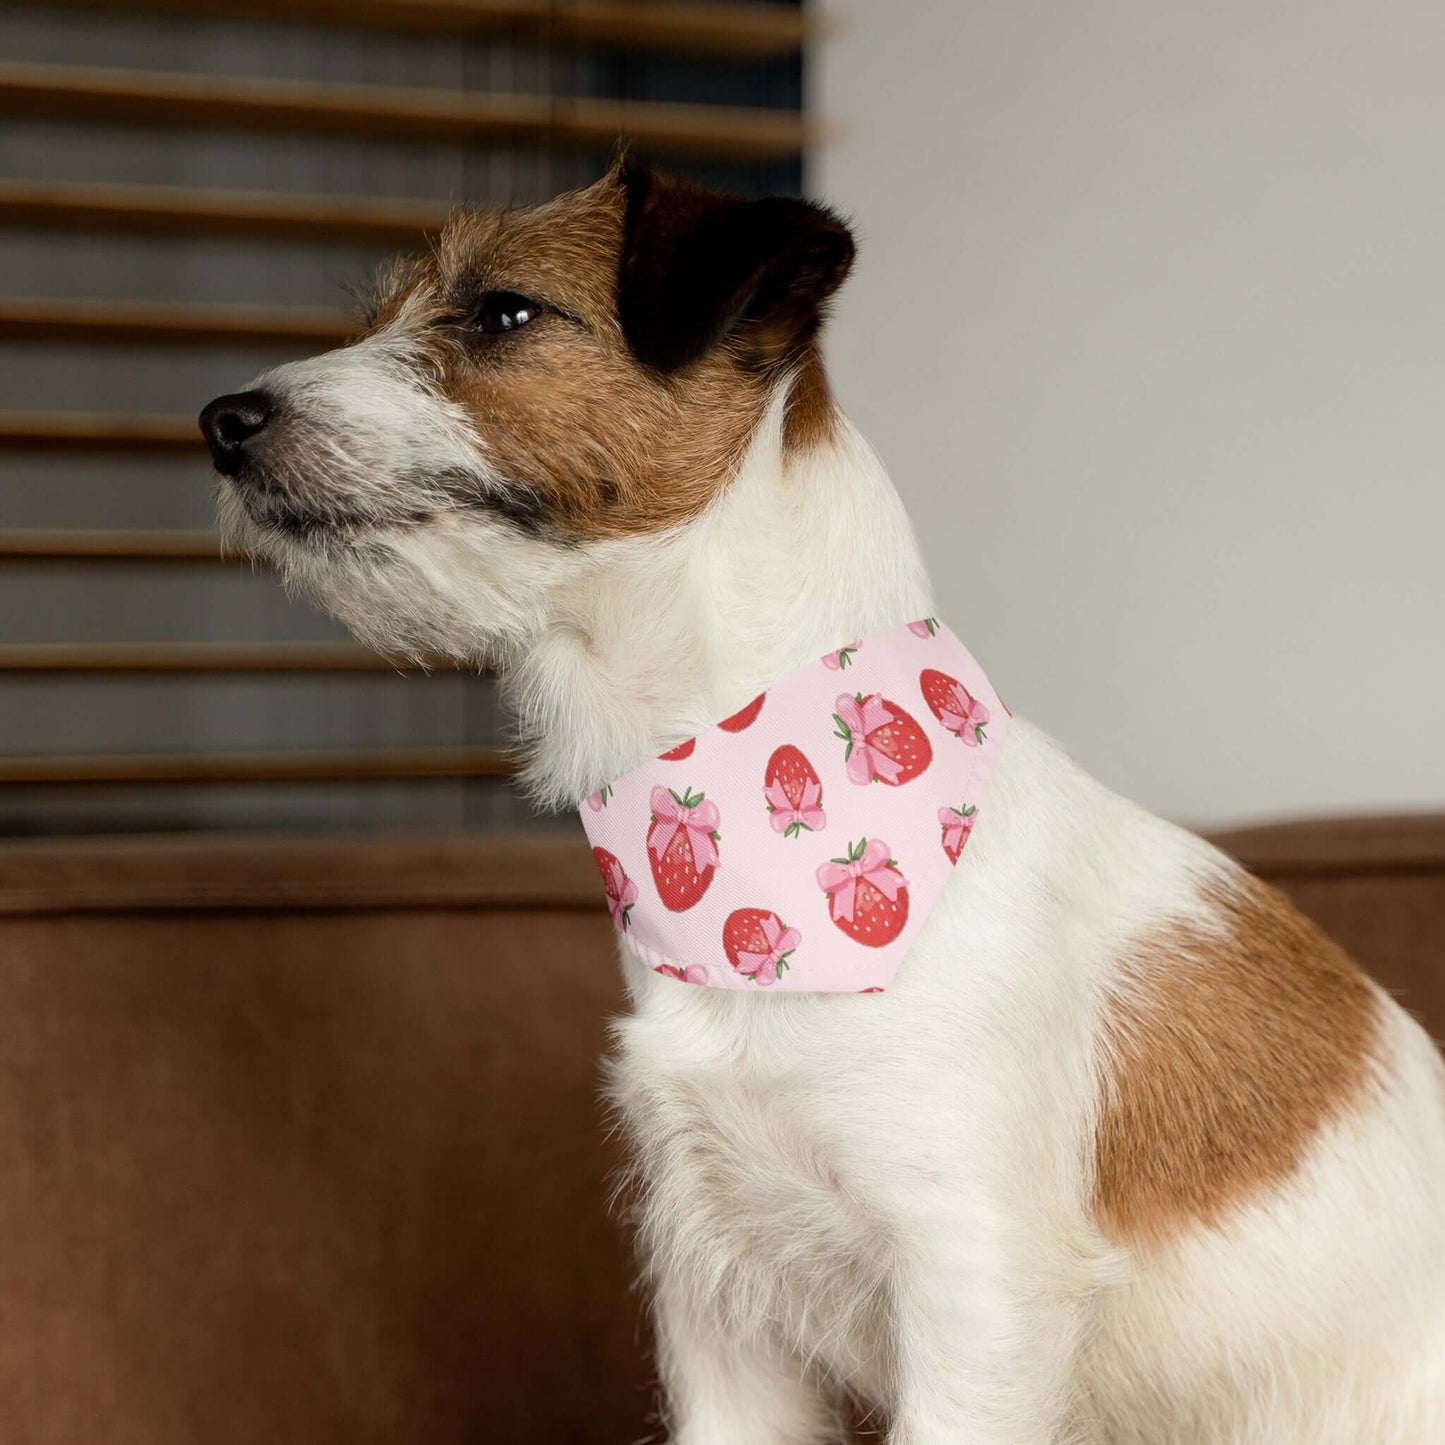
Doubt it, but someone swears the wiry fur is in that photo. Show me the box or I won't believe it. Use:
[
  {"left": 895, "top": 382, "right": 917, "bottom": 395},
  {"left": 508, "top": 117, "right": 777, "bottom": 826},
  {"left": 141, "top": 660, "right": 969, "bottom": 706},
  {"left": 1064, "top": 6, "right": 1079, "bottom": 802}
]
[{"left": 209, "top": 172, "right": 1445, "bottom": 1443}]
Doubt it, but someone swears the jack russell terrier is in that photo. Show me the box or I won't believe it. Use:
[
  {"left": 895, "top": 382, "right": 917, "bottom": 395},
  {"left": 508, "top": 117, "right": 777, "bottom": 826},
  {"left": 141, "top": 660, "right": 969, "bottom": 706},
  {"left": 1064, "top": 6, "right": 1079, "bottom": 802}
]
[{"left": 201, "top": 162, "right": 1445, "bottom": 1444}]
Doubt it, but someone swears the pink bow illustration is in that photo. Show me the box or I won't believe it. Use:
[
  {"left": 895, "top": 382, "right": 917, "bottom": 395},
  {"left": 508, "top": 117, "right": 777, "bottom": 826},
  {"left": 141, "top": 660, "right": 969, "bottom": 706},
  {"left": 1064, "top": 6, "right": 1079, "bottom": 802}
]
[
  {"left": 765, "top": 777, "right": 825, "bottom": 834},
  {"left": 939, "top": 805, "right": 975, "bottom": 855},
  {"left": 647, "top": 786, "right": 720, "bottom": 868},
  {"left": 834, "top": 693, "right": 905, "bottom": 785},
  {"left": 816, "top": 839, "right": 908, "bottom": 923},
  {"left": 939, "top": 684, "right": 990, "bottom": 746},
  {"left": 603, "top": 861, "right": 638, "bottom": 931},
  {"left": 734, "top": 913, "right": 800, "bottom": 987}
]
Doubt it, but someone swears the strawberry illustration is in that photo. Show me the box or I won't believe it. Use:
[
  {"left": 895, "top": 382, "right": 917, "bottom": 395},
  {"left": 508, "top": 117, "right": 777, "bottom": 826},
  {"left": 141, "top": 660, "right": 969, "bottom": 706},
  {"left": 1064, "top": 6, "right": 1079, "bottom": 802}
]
[
  {"left": 655, "top": 963, "right": 708, "bottom": 985},
  {"left": 718, "top": 694, "right": 765, "bottom": 732},
  {"left": 658, "top": 738, "right": 696, "bottom": 761},
  {"left": 816, "top": 837, "right": 910, "bottom": 948},
  {"left": 833, "top": 692, "right": 932, "bottom": 786},
  {"left": 763, "top": 745, "right": 825, "bottom": 838},
  {"left": 722, "top": 908, "right": 800, "bottom": 986},
  {"left": 593, "top": 847, "right": 638, "bottom": 932},
  {"left": 921, "top": 669, "right": 990, "bottom": 746},
  {"left": 822, "top": 641, "right": 861, "bottom": 670},
  {"left": 647, "top": 784, "right": 720, "bottom": 912},
  {"left": 939, "top": 803, "right": 977, "bottom": 865},
  {"left": 908, "top": 618, "right": 939, "bottom": 638}
]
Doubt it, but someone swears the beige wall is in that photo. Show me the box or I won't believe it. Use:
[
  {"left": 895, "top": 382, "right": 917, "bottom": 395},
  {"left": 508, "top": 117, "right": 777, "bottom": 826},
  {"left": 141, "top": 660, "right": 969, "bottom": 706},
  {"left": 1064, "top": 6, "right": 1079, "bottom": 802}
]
[{"left": 814, "top": 0, "right": 1445, "bottom": 827}]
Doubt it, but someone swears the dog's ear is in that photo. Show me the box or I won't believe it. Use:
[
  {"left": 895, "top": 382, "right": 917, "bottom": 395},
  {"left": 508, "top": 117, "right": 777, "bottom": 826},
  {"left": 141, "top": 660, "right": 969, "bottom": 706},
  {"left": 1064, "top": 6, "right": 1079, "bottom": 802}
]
[{"left": 616, "top": 162, "right": 855, "bottom": 375}]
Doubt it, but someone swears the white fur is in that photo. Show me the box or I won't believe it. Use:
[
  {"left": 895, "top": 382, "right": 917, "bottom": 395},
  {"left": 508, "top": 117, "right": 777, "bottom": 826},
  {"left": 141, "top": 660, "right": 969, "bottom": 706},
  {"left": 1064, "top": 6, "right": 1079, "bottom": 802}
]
[{"left": 221, "top": 349, "right": 1445, "bottom": 1443}]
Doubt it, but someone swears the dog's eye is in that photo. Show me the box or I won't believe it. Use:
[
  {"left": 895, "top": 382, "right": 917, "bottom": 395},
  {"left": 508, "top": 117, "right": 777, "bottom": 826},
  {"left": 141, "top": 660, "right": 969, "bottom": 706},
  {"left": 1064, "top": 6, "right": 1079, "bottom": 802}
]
[{"left": 470, "top": 291, "right": 543, "bottom": 335}]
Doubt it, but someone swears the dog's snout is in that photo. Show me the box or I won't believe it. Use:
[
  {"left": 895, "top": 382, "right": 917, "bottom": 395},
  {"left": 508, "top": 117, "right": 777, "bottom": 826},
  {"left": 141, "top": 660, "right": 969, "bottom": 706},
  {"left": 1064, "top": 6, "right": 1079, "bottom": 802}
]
[{"left": 199, "top": 390, "right": 273, "bottom": 475}]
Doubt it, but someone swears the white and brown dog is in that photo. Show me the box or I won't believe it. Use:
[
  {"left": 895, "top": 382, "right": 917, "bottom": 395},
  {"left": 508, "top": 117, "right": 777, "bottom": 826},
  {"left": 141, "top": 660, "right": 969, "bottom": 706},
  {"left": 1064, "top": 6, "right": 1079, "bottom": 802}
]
[{"left": 201, "top": 164, "right": 1445, "bottom": 1443}]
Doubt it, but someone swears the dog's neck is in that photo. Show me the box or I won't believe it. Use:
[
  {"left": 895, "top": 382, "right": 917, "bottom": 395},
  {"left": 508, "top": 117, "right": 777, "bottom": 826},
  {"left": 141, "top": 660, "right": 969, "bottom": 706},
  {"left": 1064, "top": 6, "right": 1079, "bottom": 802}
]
[{"left": 509, "top": 388, "right": 935, "bottom": 809}]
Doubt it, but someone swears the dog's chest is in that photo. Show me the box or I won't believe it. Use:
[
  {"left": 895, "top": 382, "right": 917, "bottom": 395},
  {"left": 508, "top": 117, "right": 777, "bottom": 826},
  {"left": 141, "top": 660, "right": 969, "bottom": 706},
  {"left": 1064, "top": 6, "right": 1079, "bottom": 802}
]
[{"left": 613, "top": 1001, "right": 892, "bottom": 1381}]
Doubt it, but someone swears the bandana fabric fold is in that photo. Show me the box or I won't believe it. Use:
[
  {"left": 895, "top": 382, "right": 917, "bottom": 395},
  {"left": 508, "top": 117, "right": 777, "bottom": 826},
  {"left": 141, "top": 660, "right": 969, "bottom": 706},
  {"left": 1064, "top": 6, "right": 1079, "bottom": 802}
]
[{"left": 580, "top": 619, "right": 1008, "bottom": 994}]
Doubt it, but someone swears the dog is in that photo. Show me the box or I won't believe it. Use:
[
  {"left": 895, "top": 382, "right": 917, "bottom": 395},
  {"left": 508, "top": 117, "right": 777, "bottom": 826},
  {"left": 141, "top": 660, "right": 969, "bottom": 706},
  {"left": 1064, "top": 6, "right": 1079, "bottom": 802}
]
[{"left": 201, "top": 162, "right": 1445, "bottom": 1443}]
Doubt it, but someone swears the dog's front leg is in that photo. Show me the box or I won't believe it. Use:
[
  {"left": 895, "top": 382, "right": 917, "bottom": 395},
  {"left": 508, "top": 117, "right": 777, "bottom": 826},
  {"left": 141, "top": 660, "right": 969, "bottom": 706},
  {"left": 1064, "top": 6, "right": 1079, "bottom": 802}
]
[
  {"left": 654, "top": 1276, "right": 843, "bottom": 1445},
  {"left": 884, "top": 1216, "right": 1088, "bottom": 1445}
]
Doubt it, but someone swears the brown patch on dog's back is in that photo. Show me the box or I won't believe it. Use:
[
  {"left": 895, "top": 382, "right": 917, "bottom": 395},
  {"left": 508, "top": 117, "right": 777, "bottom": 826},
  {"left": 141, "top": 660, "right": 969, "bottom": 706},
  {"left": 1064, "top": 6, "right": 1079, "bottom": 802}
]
[{"left": 1094, "top": 874, "right": 1380, "bottom": 1248}]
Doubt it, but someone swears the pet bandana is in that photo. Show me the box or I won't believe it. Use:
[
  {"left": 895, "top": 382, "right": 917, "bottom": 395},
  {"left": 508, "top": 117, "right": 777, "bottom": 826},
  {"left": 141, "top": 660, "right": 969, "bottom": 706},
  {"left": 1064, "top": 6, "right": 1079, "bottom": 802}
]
[{"left": 580, "top": 619, "right": 1009, "bottom": 993}]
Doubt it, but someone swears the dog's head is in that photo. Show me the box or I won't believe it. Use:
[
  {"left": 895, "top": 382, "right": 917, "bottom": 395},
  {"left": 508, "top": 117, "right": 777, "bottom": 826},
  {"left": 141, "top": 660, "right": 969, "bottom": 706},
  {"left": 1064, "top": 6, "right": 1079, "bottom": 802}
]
[{"left": 200, "top": 163, "right": 854, "bottom": 662}]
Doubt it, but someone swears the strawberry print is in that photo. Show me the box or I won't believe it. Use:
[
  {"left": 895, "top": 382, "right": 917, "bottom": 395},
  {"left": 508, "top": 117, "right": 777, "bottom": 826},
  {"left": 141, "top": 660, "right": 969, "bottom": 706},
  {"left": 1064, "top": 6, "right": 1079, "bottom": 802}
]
[
  {"left": 722, "top": 908, "right": 800, "bottom": 986},
  {"left": 763, "top": 745, "right": 825, "bottom": 838},
  {"left": 576, "top": 617, "right": 1006, "bottom": 993},
  {"left": 647, "top": 785, "right": 720, "bottom": 912},
  {"left": 655, "top": 963, "right": 708, "bottom": 985},
  {"left": 593, "top": 847, "right": 637, "bottom": 932},
  {"left": 921, "top": 668, "right": 990, "bottom": 746},
  {"left": 718, "top": 694, "right": 765, "bottom": 732},
  {"left": 816, "top": 838, "right": 910, "bottom": 947},
  {"left": 939, "top": 803, "right": 977, "bottom": 865},
  {"left": 833, "top": 692, "right": 932, "bottom": 786}
]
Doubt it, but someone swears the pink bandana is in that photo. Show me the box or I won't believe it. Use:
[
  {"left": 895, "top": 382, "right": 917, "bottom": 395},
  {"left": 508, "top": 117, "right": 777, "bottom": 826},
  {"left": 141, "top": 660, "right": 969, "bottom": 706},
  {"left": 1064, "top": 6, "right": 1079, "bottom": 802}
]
[{"left": 581, "top": 619, "right": 1009, "bottom": 993}]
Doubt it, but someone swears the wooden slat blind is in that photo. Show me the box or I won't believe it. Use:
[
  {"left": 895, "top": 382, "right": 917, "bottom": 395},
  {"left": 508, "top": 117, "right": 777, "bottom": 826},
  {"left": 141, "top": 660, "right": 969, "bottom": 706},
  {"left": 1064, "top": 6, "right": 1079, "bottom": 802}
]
[
  {"left": 27, "top": 0, "right": 811, "bottom": 59},
  {"left": 0, "top": 181, "right": 448, "bottom": 247},
  {"left": 0, "top": 298, "right": 354, "bottom": 349},
  {"left": 0, "top": 0, "right": 811, "bottom": 814},
  {"left": 0, "top": 413, "right": 203, "bottom": 453},
  {"left": 0, "top": 62, "right": 812, "bottom": 163},
  {"left": 0, "top": 644, "right": 406, "bottom": 674},
  {"left": 0, "top": 530, "right": 220, "bottom": 561},
  {"left": 0, "top": 747, "right": 513, "bottom": 786}
]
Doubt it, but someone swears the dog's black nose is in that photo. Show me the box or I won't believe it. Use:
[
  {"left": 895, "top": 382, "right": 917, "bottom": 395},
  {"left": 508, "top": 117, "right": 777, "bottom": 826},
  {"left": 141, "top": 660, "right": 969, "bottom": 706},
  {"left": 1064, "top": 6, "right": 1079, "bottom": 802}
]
[{"left": 199, "top": 391, "right": 273, "bottom": 475}]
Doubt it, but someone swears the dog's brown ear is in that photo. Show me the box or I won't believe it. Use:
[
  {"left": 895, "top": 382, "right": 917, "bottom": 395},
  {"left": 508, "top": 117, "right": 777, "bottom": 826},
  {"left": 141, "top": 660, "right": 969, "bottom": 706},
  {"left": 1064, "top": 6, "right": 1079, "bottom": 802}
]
[{"left": 617, "top": 162, "right": 855, "bottom": 375}]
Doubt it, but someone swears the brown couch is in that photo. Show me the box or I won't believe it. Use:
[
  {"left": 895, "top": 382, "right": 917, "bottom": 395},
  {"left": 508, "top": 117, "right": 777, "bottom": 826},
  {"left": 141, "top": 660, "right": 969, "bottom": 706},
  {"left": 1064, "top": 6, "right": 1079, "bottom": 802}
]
[{"left": 0, "top": 818, "right": 1440, "bottom": 1443}]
